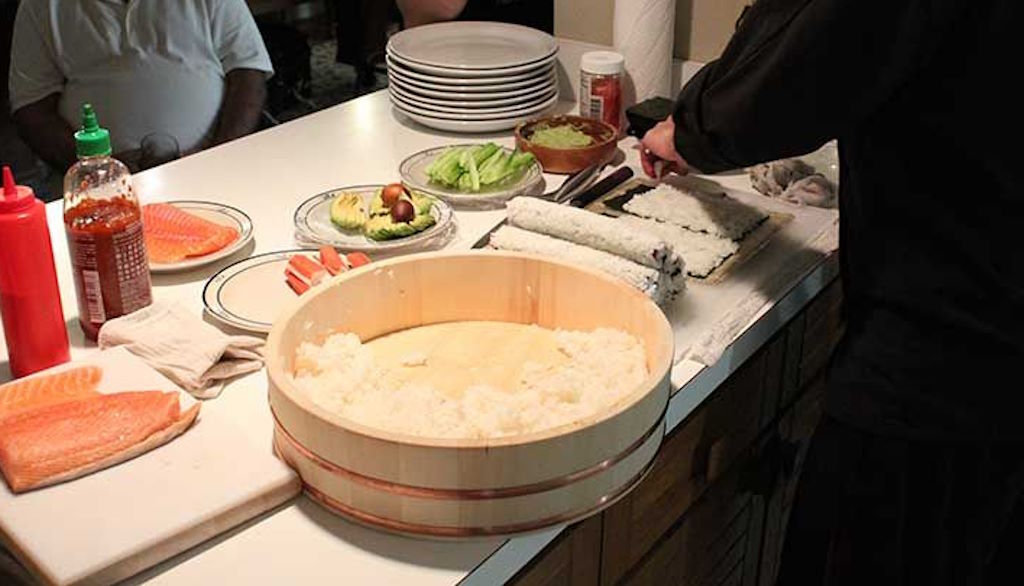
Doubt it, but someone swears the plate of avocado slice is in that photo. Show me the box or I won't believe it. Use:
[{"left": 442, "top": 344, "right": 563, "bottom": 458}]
[{"left": 293, "top": 184, "right": 455, "bottom": 252}]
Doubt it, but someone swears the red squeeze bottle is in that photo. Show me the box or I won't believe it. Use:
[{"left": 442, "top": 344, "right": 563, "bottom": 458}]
[{"left": 0, "top": 166, "right": 71, "bottom": 377}]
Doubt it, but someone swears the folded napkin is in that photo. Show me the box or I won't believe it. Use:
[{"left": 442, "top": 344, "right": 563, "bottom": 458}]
[{"left": 98, "top": 302, "right": 265, "bottom": 399}]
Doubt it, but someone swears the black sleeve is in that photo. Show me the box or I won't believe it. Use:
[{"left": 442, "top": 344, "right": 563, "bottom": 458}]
[{"left": 673, "top": 0, "right": 967, "bottom": 173}]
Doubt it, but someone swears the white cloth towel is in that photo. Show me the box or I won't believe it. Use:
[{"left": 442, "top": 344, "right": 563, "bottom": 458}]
[{"left": 98, "top": 302, "right": 264, "bottom": 399}]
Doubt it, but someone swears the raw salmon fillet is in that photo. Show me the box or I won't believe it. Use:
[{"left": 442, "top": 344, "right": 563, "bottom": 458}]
[
  {"left": 0, "top": 391, "right": 200, "bottom": 493},
  {"left": 142, "top": 203, "right": 239, "bottom": 263},
  {"left": 0, "top": 366, "right": 102, "bottom": 420}
]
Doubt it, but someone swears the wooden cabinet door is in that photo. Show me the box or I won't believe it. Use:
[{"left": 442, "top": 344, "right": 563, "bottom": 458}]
[
  {"left": 619, "top": 437, "right": 773, "bottom": 586},
  {"left": 599, "top": 348, "right": 774, "bottom": 585},
  {"left": 758, "top": 375, "right": 825, "bottom": 586},
  {"left": 509, "top": 515, "right": 603, "bottom": 586}
]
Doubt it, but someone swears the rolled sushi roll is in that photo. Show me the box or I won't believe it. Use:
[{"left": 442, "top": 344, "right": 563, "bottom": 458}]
[
  {"left": 505, "top": 196, "right": 683, "bottom": 275},
  {"left": 488, "top": 225, "right": 682, "bottom": 305},
  {"left": 616, "top": 215, "right": 739, "bottom": 278}
]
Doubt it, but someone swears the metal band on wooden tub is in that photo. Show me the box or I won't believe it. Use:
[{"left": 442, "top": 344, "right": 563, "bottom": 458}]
[
  {"left": 270, "top": 403, "right": 667, "bottom": 500},
  {"left": 272, "top": 409, "right": 666, "bottom": 536},
  {"left": 298, "top": 455, "right": 658, "bottom": 538}
]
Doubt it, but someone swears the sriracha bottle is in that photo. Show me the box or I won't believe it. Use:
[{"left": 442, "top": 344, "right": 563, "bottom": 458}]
[
  {"left": 63, "top": 104, "right": 152, "bottom": 340},
  {"left": 0, "top": 166, "right": 71, "bottom": 377}
]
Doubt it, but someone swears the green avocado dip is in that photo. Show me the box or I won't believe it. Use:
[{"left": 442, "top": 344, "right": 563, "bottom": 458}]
[{"left": 529, "top": 124, "right": 594, "bottom": 149}]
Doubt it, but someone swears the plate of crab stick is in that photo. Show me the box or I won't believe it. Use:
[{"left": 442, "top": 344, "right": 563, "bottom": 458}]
[{"left": 202, "top": 246, "right": 372, "bottom": 333}]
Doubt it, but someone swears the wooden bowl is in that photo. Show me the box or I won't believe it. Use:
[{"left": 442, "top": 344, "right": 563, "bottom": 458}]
[
  {"left": 266, "top": 251, "right": 673, "bottom": 538},
  {"left": 515, "top": 115, "right": 618, "bottom": 174}
]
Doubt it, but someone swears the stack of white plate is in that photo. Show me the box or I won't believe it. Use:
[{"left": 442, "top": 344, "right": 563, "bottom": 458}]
[{"left": 386, "top": 21, "right": 559, "bottom": 133}]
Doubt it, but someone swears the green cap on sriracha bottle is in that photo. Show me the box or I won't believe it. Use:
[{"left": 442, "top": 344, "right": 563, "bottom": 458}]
[{"left": 74, "top": 104, "right": 112, "bottom": 158}]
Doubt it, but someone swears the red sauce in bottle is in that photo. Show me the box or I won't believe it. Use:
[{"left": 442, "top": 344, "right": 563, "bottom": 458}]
[
  {"left": 64, "top": 196, "right": 152, "bottom": 339},
  {"left": 580, "top": 51, "right": 625, "bottom": 132}
]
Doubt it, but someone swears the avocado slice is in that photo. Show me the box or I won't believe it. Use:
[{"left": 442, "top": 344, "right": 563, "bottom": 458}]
[
  {"left": 364, "top": 209, "right": 437, "bottom": 241},
  {"left": 409, "top": 212, "right": 436, "bottom": 232},
  {"left": 365, "top": 216, "right": 415, "bottom": 241},
  {"left": 409, "top": 191, "right": 436, "bottom": 216},
  {"left": 369, "top": 189, "right": 389, "bottom": 217},
  {"left": 329, "top": 192, "right": 367, "bottom": 230}
]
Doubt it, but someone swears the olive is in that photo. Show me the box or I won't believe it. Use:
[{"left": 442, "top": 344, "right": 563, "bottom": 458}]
[{"left": 390, "top": 199, "right": 415, "bottom": 223}]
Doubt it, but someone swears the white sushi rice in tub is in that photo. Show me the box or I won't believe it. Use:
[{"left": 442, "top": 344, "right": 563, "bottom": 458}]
[{"left": 291, "top": 328, "right": 649, "bottom": 439}]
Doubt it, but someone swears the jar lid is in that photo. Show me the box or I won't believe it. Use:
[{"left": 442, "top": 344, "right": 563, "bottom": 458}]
[{"left": 581, "top": 51, "right": 624, "bottom": 76}]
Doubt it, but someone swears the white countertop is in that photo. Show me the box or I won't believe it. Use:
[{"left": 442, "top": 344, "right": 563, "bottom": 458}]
[{"left": 1, "top": 85, "right": 838, "bottom": 584}]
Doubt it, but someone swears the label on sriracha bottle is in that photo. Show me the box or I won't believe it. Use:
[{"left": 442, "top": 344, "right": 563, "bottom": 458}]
[{"left": 65, "top": 196, "right": 152, "bottom": 339}]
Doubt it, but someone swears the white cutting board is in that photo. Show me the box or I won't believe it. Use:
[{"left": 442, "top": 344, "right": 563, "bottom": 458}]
[{"left": 0, "top": 347, "right": 300, "bottom": 585}]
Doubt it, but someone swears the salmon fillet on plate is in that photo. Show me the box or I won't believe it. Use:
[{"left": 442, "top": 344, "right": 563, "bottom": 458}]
[{"left": 142, "top": 203, "right": 239, "bottom": 263}]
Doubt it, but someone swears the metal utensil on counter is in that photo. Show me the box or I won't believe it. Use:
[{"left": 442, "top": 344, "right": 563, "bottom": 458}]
[
  {"left": 538, "top": 161, "right": 603, "bottom": 204},
  {"left": 568, "top": 166, "right": 633, "bottom": 208},
  {"left": 471, "top": 165, "right": 636, "bottom": 249}
]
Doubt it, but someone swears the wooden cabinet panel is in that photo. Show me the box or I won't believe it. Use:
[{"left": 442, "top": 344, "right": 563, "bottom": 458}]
[
  {"left": 510, "top": 515, "right": 602, "bottom": 586},
  {"left": 758, "top": 374, "right": 826, "bottom": 586},
  {"left": 600, "top": 349, "right": 769, "bottom": 585},
  {"left": 758, "top": 333, "right": 787, "bottom": 431},
  {"left": 779, "top": 313, "right": 805, "bottom": 412},
  {"left": 620, "top": 440, "right": 767, "bottom": 586},
  {"left": 798, "top": 281, "right": 844, "bottom": 389}
]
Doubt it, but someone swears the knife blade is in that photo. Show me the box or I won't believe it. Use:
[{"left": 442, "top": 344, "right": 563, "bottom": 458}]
[
  {"left": 567, "top": 166, "right": 634, "bottom": 208},
  {"left": 549, "top": 162, "right": 602, "bottom": 204},
  {"left": 471, "top": 218, "right": 506, "bottom": 249}
]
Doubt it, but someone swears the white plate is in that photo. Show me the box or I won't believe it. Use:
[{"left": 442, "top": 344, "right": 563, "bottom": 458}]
[
  {"left": 292, "top": 185, "right": 455, "bottom": 252},
  {"left": 387, "top": 46, "right": 557, "bottom": 78},
  {"left": 147, "top": 200, "right": 254, "bottom": 273},
  {"left": 388, "top": 64, "right": 556, "bottom": 94},
  {"left": 392, "top": 105, "right": 547, "bottom": 133},
  {"left": 390, "top": 90, "right": 557, "bottom": 121},
  {"left": 387, "top": 21, "right": 556, "bottom": 70},
  {"left": 399, "top": 144, "right": 544, "bottom": 208},
  {"left": 388, "top": 77, "right": 555, "bottom": 109},
  {"left": 202, "top": 249, "right": 318, "bottom": 333},
  {"left": 390, "top": 84, "right": 557, "bottom": 115},
  {"left": 387, "top": 55, "right": 553, "bottom": 86},
  {"left": 387, "top": 73, "right": 555, "bottom": 100}
]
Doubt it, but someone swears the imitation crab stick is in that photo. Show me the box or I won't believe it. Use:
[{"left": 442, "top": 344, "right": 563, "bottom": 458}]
[
  {"left": 318, "top": 246, "right": 348, "bottom": 276},
  {"left": 346, "top": 252, "right": 371, "bottom": 268},
  {"left": 285, "top": 271, "right": 310, "bottom": 295},
  {"left": 285, "top": 255, "right": 326, "bottom": 289}
]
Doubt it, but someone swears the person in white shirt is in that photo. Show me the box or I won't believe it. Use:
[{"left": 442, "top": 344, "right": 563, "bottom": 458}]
[{"left": 8, "top": 0, "right": 273, "bottom": 171}]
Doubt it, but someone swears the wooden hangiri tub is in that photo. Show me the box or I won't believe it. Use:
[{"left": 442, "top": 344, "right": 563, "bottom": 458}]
[{"left": 266, "top": 251, "right": 674, "bottom": 538}]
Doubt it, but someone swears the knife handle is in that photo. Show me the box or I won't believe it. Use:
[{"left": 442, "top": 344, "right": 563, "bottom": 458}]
[{"left": 569, "top": 167, "right": 635, "bottom": 208}]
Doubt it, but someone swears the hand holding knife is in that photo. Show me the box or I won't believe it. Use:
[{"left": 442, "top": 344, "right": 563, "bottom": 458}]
[{"left": 638, "top": 116, "right": 690, "bottom": 179}]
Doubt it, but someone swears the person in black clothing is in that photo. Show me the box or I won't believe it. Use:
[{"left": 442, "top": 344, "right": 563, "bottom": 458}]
[
  {"left": 396, "top": 0, "right": 552, "bottom": 33},
  {"left": 333, "top": 0, "right": 397, "bottom": 88},
  {"left": 641, "top": 1, "right": 1023, "bottom": 583}
]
